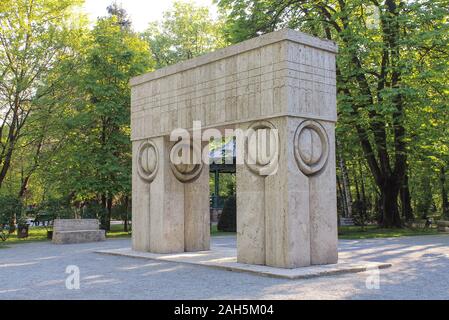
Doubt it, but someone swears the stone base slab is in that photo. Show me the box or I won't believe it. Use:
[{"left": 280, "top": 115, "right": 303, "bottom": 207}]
[
  {"left": 95, "top": 247, "right": 391, "bottom": 280},
  {"left": 53, "top": 230, "right": 106, "bottom": 244}
]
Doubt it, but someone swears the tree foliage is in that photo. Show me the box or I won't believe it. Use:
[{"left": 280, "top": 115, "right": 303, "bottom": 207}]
[
  {"left": 42, "top": 8, "right": 153, "bottom": 229},
  {"left": 218, "top": 0, "right": 449, "bottom": 227},
  {"left": 0, "top": 0, "right": 447, "bottom": 232},
  {"left": 0, "top": 0, "right": 84, "bottom": 190},
  {"left": 142, "top": 1, "right": 227, "bottom": 68}
]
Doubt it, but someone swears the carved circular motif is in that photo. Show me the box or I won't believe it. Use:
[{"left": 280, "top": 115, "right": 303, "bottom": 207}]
[
  {"left": 137, "top": 140, "right": 159, "bottom": 183},
  {"left": 245, "top": 121, "right": 279, "bottom": 176},
  {"left": 294, "top": 120, "right": 329, "bottom": 176},
  {"left": 170, "top": 141, "right": 203, "bottom": 183}
]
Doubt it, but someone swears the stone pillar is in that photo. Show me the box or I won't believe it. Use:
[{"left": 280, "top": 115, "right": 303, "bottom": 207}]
[
  {"left": 236, "top": 146, "right": 266, "bottom": 265},
  {"left": 131, "top": 140, "right": 152, "bottom": 252},
  {"left": 306, "top": 120, "right": 338, "bottom": 265},
  {"left": 132, "top": 137, "right": 210, "bottom": 254},
  {"left": 182, "top": 141, "right": 210, "bottom": 252},
  {"left": 237, "top": 116, "right": 337, "bottom": 268}
]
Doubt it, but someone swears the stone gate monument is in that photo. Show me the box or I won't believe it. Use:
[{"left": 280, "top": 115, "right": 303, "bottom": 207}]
[{"left": 130, "top": 29, "right": 338, "bottom": 269}]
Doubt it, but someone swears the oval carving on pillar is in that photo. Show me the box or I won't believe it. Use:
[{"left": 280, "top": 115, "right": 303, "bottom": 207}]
[
  {"left": 294, "top": 120, "right": 329, "bottom": 176},
  {"left": 170, "top": 141, "right": 203, "bottom": 183},
  {"left": 137, "top": 140, "right": 159, "bottom": 183},
  {"left": 245, "top": 121, "right": 279, "bottom": 176}
]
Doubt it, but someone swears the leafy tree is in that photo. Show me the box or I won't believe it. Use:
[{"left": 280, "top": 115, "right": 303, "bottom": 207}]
[
  {"left": 44, "top": 8, "right": 153, "bottom": 230},
  {"left": 218, "top": 0, "right": 449, "bottom": 227},
  {"left": 107, "top": 1, "right": 132, "bottom": 30},
  {"left": 217, "top": 195, "right": 236, "bottom": 232},
  {"left": 142, "top": 1, "right": 227, "bottom": 68},
  {"left": 0, "top": 0, "right": 84, "bottom": 189},
  {"left": 0, "top": 195, "right": 22, "bottom": 237}
]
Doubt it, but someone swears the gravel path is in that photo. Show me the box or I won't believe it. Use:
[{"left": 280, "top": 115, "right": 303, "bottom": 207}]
[{"left": 1, "top": 235, "right": 449, "bottom": 300}]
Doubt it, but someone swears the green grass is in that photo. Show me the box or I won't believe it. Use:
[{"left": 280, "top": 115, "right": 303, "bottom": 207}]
[
  {"left": 112, "top": 224, "right": 438, "bottom": 239},
  {"left": 338, "top": 225, "right": 439, "bottom": 239},
  {"left": 0, "top": 224, "right": 441, "bottom": 246},
  {"left": 209, "top": 225, "right": 440, "bottom": 239},
  {"left": 210, "top": 224, "right": 236, "bottom": 236},
  {"left": 0, "top": 224, "right": 132, "bottom": 246},
  {"left": 1, "top": 227, "right": 50, "bottom": 244},
  {"left": 106, "top": 223, "right": 132, "bottom": 239}
]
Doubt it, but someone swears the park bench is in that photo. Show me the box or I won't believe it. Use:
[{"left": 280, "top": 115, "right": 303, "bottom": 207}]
[
  {"left": 31, "top": 213, "right": 54, "bottom": 227},
  {"left": 405, "top": 218, "right": 433, "bottom": 229},
  {"left": 437, "top": 220, "right": 449, "bottom": 233},
  {"left": 52, "top": 219, "right": 105, "bottom": 244}
]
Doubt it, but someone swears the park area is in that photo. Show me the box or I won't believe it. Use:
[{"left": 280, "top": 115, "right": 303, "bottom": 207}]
[
  {"left": 0, "top": 0, "right": 448, "bottom": 303},
  {"left": 0, "top": 223, "right": 442, "bottom": 247},
  {"left": 1, "top": 220, "right": 449, "bottom": 300},
  {"left": 2, "top": 234, "right": 449, "bottom": 299}
]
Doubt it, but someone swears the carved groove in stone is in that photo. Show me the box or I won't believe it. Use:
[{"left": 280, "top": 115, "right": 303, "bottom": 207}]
[
  {"left": 170, "top": 141, "right": 203, "bottom": 183},
  {"left": 294, "top": 120, "right": 329, "bottom": 176},
  {"left": 137, "top": 140, "right": 159, "bottom": 183},
  {"left": 245, "top": 121, "right": 279, "bottom": 176}
]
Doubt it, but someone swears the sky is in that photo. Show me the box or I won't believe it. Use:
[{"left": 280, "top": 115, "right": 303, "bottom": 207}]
[{"left": 82, "top": 0, "right": 217, "bottom": 32}]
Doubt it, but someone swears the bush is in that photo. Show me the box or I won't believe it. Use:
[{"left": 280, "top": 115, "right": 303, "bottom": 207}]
[
  {"left": 0, "top": 195, "right": 22, "bottom": 223},
  {"left": 82, "top": 201, "right": 108, "bottom": 229},
  {"left": 0, "top": 195, "right": 23, "bottom": 241},
  {"left": 217, "top": 195, "right": 236, "bottom": 232},
  {"left": 36, "top": 198, "right": 74, "bottom": 230}
]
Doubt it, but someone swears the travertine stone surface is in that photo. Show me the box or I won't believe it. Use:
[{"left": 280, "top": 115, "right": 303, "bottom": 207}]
[
  {"left": 309, "top": 120, "right": 338, "bottom": 265},
  {"left": 131, "top": 28, "right": 338, "bottom": 268},
  {"left": 148, "top": 137, "right": 185, "bottom": 254},
  {"left": 184, "top": 142, "right": 210, "bottom": 252},
  {"left": 53, "top": 219, "right": 100, "bottom": 231},
  {"left": 263, "top": 117, "right": 312, "bottom": 268},
  {"left": 236, "top": 122, "right": 266, "bottom": 265},
  {"left": 52, "top": 230, "right": 106, "bottom": 245},
  {"left": 237, "top": 117, "right": 321, "bottom": 268},
  {"left": 132, "top": 137, "right": 210, "bottom": 254},
  {"left": 237, "top": 117, "right": 337, "bottom": 268},
  {"left": 97, "top": 246, "right": 391, "bottom": 281},
  {"left": 52, "top": 219, "right": 105, "bottom": 245},
  {"left": 130, "top": 28, "right": 337, "bottom": 140},
  {"left": 132, "top": 141, "right": 152, "bottom": 251}
]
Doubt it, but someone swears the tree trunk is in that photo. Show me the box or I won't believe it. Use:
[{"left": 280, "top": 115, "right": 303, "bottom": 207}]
[
  {"left": 0, "top": 146, "right": 15, "bottom": 188},
  {"left": 18, "top": 170, "right": 30, "bottom": 199},
  {"left": 341, "top": 159, "right": 352, "bottom": 217},
  {"left": 8, "top": 216, "right": 16, "bottom": 234},
  {"left": 400, "top": 172, "right": 414, "bottom": 221},
  {"left": 337, "top": 142, "right": 352, "bottom": 217},
  {"left": 359, "top": 160, "right": 368, "bottom": 218},
  {"left": 353, "top": 170, "right": 365, "bottom": 228},
  {"left": 18, "top": 135, "right": 44, "bottom": 199},
  {"left": 441, "top": 166, "right": 449, "bottom": 219},
  {"left": 381, "top": 181, "right": 402, "bottom": 228},
  {"left": 106, "top": 197, "right": 112, "bottom": 231},
  {"left": 354, "top": 171, "right": 361, "bottom": 202},
  {"left": 124, "top": 196, "right": 129, "bottom": 232},
  {"left": 100, "top": 194, "right": 107, "bottom": 229},
  {"left": 337, "top": 174, "right": 348, "bottom": 218}
]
